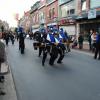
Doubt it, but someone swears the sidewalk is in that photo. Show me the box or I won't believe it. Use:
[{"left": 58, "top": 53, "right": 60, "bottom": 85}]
[
  {"left": 0, "top": 66, "right": 17, "bottom": 100},
  {"left": 71, "top": 42, "right": 93, "bottom": 53}
]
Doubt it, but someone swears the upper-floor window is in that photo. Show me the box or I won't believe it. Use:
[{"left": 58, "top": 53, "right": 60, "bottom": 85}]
[
  {"left": 52, "top": 8, "right": 55, "bottom": 17},
  {"left": 81, "top": 0, "right": 86, "bottom": 11},
  {"left": 39, "top": 12, "right": 45, "bottom": 20},
  {"left": 49, "top": 9, "right": 52, "bottom": 19},
  {"left": 49, "top": 8, "right": 55, "bottom": 19},
  {"left": 46, "top": 0, "right": 55, "bottom": 5},
  {"left": 32, "top": 16, "right": 35, "bottom": 23},
  {"left": 70, "top": 9, "right": 75, "bottom": 14},
  {"left": 61, "top": 6, "right": 67, "bottom": 17},
  {"left": 35, "top": 13, "right": 39, "bottom": 23},
  {"left": 90, "top": 0, "right": 100, "bottom": 8},
  {"left": 60, "top": 1, "right": 75, "bottom": 17},
  {"left": 39, "top": 0, "right": 45, "bottom": 7},
  {"left": 59, "top": 0, "right": 72, "bottom": 5}
]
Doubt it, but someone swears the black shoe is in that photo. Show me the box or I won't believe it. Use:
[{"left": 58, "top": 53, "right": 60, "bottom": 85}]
[
  {"left": 0, "top": 76, "right": 5, "bottom": 83},
  {"left": 0, "top": 91, "right": 6, "bottom": 95},
  {"left": 42, "top": 62, "right": 44, "bottom": 66},
  {"left": 98, "top": 57, "right": 100, "bottom": 60},
  {"left": 38, "top": 55, "right": 41, "bottom": 57},
  {"left": 49, "top": 62, "right": 53, "bottom": 66},
  {"left": 0, "top": 79, "right": 4, "bottom": 83},
  {"left": 57, "top": 61, "right": 62, "bottom": 64}
]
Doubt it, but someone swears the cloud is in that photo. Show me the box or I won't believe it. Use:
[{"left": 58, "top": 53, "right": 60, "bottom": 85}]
[{"left": 0, "top": 0, "right": 37, "bottom": 27}]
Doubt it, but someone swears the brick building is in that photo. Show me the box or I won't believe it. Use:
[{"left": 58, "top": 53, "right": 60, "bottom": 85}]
[
  {"left": 30, "top": 1, "right": 40, "bottom": 33},
  {"left": 76, "top": 0, "right": 100, "bottom": 40},
  {"left": 38, "top": 0, "right": 46, "bottom": 31},
  {"left": 58, "top": 0, "right": 77, "bottom": 36},
  {"left": 46, "top": 0, "right": 58, "bottom": 30}
]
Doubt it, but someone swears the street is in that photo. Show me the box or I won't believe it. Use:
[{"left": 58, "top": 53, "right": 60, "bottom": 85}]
[{"left": 7, "top": 39, "right": 100, "bottom": 100}]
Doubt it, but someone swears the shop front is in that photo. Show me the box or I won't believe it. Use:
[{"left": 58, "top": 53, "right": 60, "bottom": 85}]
[
  {"left": 58, "top": 18, "right": 76, "bottom": 36},
  {"left": 76, "top": 10, "right": 100, "bottom": 40},
  {"left": 32, "top": 25, "right": 39, "bottom": 33}
]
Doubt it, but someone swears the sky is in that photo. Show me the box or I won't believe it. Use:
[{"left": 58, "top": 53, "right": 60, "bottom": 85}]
[{"left": 0, "top": 0, "right": 38, "bottom": 27}]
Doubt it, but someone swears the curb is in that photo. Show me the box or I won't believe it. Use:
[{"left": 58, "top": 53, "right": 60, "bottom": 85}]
[{"left": 8, "top": 62, "right": 18, "bottom": 100}]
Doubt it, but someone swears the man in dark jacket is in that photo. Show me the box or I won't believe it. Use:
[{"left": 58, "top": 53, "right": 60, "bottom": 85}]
[{"left": 94, "top": 32, "right": 100, "bottom": 59}]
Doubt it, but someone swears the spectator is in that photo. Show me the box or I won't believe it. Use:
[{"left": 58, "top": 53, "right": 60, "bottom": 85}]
[
  {"left": 78, "top": 33, "right": 84, "bottom": 49},
  {"left": 0, "top": 32, "right": 6, "bottom": 95},
  {"left": 88, "top": 30, "right": 93, "bottom": 50},
  {"left": 91, "top": 31, "right": 97, "bottom": 52},
  {"left": 94, "top": 32, "right": 100, "bottom": 59}
]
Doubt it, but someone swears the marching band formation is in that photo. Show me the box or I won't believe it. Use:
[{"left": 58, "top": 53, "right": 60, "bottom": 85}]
[
  {"left": 1, "top": 26, "right": 72, "bottom": 66},
  {"left": 33, "top": 26, "right": 71, "bottom": 66}
]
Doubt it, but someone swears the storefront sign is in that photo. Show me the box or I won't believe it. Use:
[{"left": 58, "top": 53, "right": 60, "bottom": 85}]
[
  {"left": 59, "top": 19, "right": 75, "bottom": 25},
  {"left": 32, "top": 25, "right": 39, "bottom": 28},
  {"left": 88, "top": 9, "right": 96, "bottom": 19},
  {"left": 47, "top": 22, "right": 57, "bottom": 26}
]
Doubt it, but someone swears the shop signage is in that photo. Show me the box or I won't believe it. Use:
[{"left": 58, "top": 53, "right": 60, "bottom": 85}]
[
  {"left": 59, "top": 19, "right": 75, "bottom": 25},
  {"left": 32, "top": 25, "right": 39, "bottom": 28},
  {"left": 88, "top": 9, "right": 96, "bottom": 19}
]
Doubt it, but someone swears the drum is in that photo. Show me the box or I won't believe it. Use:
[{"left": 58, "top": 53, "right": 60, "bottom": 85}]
[{"left": 33, "top": 42, "right": 41, "bottom": 50}]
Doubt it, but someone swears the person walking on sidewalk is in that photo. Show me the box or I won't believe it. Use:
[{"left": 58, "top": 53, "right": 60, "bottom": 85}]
[{"left": 94, "top": 32, "right": 100, "bottom": 60}]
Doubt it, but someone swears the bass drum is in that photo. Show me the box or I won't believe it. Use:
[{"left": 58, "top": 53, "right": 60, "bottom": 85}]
[{"left": 33, "top": 42, "right": 41, "bottom": 50}]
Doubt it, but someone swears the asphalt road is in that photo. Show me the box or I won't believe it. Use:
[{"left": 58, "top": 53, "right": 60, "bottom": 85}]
[{"left": 7, "top": 39, "right": 100, "bottom": 100}]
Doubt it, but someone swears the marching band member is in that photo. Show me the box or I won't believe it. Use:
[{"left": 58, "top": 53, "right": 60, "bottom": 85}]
[
  {"left": 54, "top": 31, "right": 66, "bottom": 64},
  {"left": 42, "top": 27, "right": 56, "bottom": 66}
]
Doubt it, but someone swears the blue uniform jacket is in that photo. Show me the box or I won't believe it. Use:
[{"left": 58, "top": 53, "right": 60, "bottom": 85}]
[{"left": 96, "top": 34, "right": 100, "bottom": 43}]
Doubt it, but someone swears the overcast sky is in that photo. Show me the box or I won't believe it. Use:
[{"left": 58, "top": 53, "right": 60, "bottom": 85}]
[{"left": 0, "top": 0, "right": 38, "bottom": 27}]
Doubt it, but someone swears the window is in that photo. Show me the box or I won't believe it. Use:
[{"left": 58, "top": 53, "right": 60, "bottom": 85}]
[
  {"left": 81, "top": 0, "right": 86, "bottom": 11},
  {"left": 67, "top": 10, "right": 70, "bottom": 15},
  {"left": 32, "top": 16, "right": 35, "bottom": 23},
  {"left": 70, "top": 9, "right": 75, "bottom": 15},
  {"left": 90, "top": 0, "right": 100, "bottom": 8},
  {"left": 46, "top": 0, "right": 55, "bottom": 4},
  {"left": 35, "top": 13, "right": 39, "bottom": 22},
  {"left": 49, "top": 8, "right": 55, "bottom": 19},
  {"left": 52, "top": 8, "right": 55, "bottom": 18},
  {"left": 60, "top": 1, "right": 75, "bottom": 17},
  {"left": 61, "top": 5, "right": 68, "bottom": 17},
  {"left": 39, "top": 0, "right": 45, "bottom": 7},
  {"left": 49, "top": 9, "right": 52, "bottom": 19},
  {"left": 39, "top": 12, "right": 45, "bottom": 23},
  {"left": 59, "top": 0, "right": 72, "bottom": 5}
]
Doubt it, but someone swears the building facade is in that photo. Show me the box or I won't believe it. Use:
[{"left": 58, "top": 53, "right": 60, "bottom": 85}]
[
  {"left": 58, "top": 0, "right": 76, "bottom": 35},
  {"left": 46, "top": 0, "right": 58, "bottom": 30},
  {"left": 76, "top": 0, "right": 100, "bottom": 40},
  {"left": 18, "top": 11, "right": 32, "bottom": 33},
  {"left": 30, "top": 1, "right": 40, "bottom": 33},
  {"left": 38, "top": 0, "right": 46, "bottom": 31}
]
